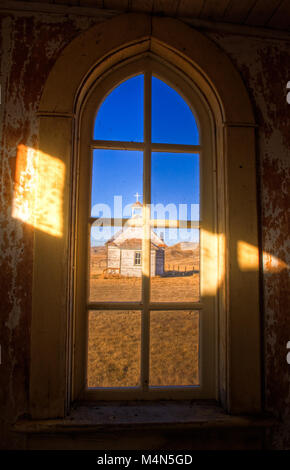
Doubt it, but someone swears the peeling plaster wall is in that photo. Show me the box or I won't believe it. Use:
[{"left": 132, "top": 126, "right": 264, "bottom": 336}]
[
  {"left": 0, "top": 10, "right": 112, "bottom": 449},
  {"left": 205, "top": 32, "right": 290, "bottom": 449},
  {"left": 0, "top": 11, "right": 289, "bottom": 449}
]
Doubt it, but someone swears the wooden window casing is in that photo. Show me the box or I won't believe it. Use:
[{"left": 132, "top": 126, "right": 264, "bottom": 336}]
[
  {"left": 30, "top": 14, "right": 261, "bottom": 418},
  {"left": 74, "top": 57, "right": 217, "bottom": 401}
]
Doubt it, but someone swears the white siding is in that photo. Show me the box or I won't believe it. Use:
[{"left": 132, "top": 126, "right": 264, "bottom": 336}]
[
  {"left": 120, "top": 249, "right": 142, "bottom": 277},
  {"left": 107, "top": 246, "right": 120, "bottom": 269},
  {"left": 107, "top": 246, "right": 164, "bottom": 277}
]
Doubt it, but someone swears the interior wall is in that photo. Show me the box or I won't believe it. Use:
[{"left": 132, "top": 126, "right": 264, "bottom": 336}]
[
  {"left": 205, "top": 30, "right": 290, "bottom": 449},
  {"left": 0, "top": 9, "right": 289, "bottom": 449}
]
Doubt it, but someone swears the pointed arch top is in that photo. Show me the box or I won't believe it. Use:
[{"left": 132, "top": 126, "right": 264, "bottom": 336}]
[
  {"left": 38, "top": 13, "right": 255, "bottom": 126},
  {"left": 31, "top": 12, "right": 261, "bottom": 419}
]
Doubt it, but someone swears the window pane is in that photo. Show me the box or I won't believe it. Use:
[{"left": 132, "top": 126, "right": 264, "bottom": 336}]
[
  {"left": 93, "top": 75, "right": 144, "bottom": 142},
  {"left": 151, "top": 152, "right": 199, "bottom": 220},
  {"left": 152, "top": 76, "right": 199, "bottom": 144},
  {"left": 90, "top": 149, "right": 143, "bottom": 302},
  {"left": 149, "top": 310, "right": 199, "bottom": 386},
  {"left": 150, "top": 228, "right": 200, "bottom": 302},
  {"left": 87, "top": 310, "right": 141, "bottom": 388},
  {"left": 150, "top": 151, "right": 200, "bottom": 302},
  {"left": 89, "top": 223, "right": 142, "bottom": 302},
  {"left": 91, "top": 149, "right": 143, "bottom": 217}
]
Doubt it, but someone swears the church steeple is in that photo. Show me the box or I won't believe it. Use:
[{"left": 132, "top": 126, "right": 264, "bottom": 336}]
[
  {"left": 134, "top": 192, "right": 141, "bottom": 203},
  {"left": 131, "top": 192, "right": 143, "bottom": 218}
]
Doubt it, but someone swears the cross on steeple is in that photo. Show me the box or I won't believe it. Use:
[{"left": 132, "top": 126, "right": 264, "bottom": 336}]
[
  {"left": 134, "top": 192, "right": 142, "bottom": 203},
  {"left": 132, "top": 192, "right": 143, "bottom": 218}
]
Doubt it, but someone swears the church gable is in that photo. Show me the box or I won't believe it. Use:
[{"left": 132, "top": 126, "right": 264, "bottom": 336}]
[{"left": 106, "top": 200, "right": 166, "bottom": 276}]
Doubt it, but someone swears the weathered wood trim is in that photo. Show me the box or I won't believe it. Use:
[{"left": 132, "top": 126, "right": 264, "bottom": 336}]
[
  {"left": 91, "top": 140, "right": 201, "bottom": 153},
  {"left": 89, "top": 217, "right": 200, "bottom": 229},
  {"left": 2, "top": 1, "right": 290, "bottom": 39},
  {"left": 31, "top": 12, "right": 261, "bottom": 417},
  {"left": 87, "top": 302, "right": 203, "bottom": 310}
]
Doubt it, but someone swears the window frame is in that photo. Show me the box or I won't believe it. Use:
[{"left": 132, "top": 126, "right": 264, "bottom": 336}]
[
  {"left": 74, "top": 57, "right": 217, "bottom": 401},
  {"left": 30, "top": 13, "right": 261, "bottom": 419},
  {"left": 134, "top": 251, "right": 142, "bottom": 266}
]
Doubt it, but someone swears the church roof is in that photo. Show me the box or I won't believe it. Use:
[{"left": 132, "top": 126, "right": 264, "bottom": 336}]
[
  {"left": 132, "top": 201, "right": 142, "bottom": 207},
  {"left": 106, "top": 225, "right": 166, "bottom": 249},
  {"left": 109, "top": 238, "right": 164, "bottom": 250},
  {"left": 106, "top": 198, "right": 166, "bottom": 249}
]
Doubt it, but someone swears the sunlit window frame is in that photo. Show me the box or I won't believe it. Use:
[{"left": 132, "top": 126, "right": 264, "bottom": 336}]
[
  {"left": 30, "top": 14, "right": 261, "bottom": 419},
  {"left": 74, "top": 57, "right": 217, "bottom": 401}
]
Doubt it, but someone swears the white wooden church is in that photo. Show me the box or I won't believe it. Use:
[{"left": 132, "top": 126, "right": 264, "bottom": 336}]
[{"left": 106, "top": 196, "right": 166, "bottom": 277}]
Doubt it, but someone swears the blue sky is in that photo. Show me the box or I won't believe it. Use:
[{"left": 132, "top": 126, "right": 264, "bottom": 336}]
[{"left": 91, "top": 75, "right": 200, "bottom": 246}]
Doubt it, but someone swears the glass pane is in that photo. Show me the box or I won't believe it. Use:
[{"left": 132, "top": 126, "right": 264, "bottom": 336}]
[
  {"left": 91, "top": 149, "right": 143, "bottom": 217},
  {"left": 90, "top": 149, "right": 143, "bottom": 302},
  {"left": 150, "top": 228, "right": 200, "bottom": 302},
  {"left": 149, "top": 310, "right": 199, "bottom": 386},
  {"left": 151, "top": 152, "right": 199, "bottom": 220},
  {"left": 150, "top": 152, "right": 200, "bottom": 302},
  {"left": 93, "top": 75, "right": 144, "bottom": 142},
  {"left": 87, "top": 310, "right": 141, "bottom": 388},
  {"left": 90, "top": 223, "right": 142, "bottom": 302},
  {"left": 152, "top": 76, "right": 199, "bottom": 144}
]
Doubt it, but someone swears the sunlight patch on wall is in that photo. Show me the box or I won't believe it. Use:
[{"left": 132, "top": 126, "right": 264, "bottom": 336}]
[
  {"left": 238, "top": 240, "right": 288, "bottom": 273},
  {"left": 237, "top": 241, "right": 259, "bottom": 271},
  {"left": 201, "top": 230, "right": 225, "bottom": 296},
  {"left": 263, "top": 251, "right": 289, "bottom": 273},
  {"left": 12, "top": 145, "right": 65, "bottom": 237}
]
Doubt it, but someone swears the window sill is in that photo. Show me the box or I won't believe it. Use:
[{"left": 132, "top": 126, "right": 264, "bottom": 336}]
[{"left": 13, "top": 401, "right": 275, "bottom": 435}]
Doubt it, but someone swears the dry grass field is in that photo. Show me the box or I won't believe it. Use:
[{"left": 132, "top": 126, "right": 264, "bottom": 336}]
[
  {"left": 87, "top": 243, "right": 200, "bottom": 388},
  {"left": 87, "top": 310, "right": 199, "bottom": 388},
  {"left": 89, "top": 275, "right": 199, "bottom": 302},
  {"left": 89, "top": 242, "right": 200, "bottom": 302}
]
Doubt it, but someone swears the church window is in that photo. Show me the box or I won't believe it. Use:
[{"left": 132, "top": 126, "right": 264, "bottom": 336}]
[
  {"left": 30, "top": 17, "right": 261, "bottom": 417},
  {"left": 134, "top": 252, "right": 142, "bottom": 266},
  {"left": 83, "top": 63, "right": 216, "bottom": 399}
]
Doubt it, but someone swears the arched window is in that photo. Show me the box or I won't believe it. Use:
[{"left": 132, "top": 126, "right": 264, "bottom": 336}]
[
  {"left": 30, "top": 15, "right": 261, "bottom": 418},
  {"left": 74, "top": 58, "right": 216, "bottom": 400}
]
